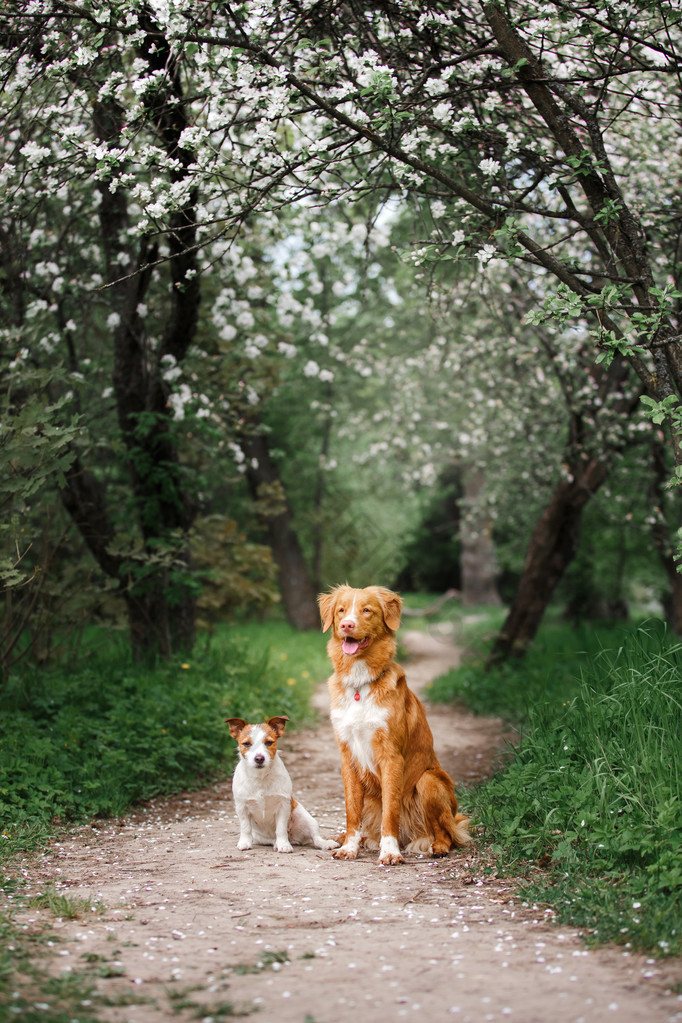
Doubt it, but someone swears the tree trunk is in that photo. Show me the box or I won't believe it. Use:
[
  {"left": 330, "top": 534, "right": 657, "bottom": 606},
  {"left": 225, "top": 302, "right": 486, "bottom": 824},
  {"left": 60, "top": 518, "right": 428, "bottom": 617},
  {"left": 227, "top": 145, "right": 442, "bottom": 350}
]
[
  {"left": 64, "top": 15, "right": 202, "bottom": 660},
  {"left": 487, "top": 457, "right": 608, "bottom": 666},
  {"left": 61, "top": 457, "right": 196, "bottom": 657},
  {"left": 460, "top": 466, "right": 501, "bottom": 607},
  {"left": 125, "top": 564, "right": 196, "bottom": 660},
  {"left": 242, "top": 432, "right": 319, "bottom": 631},
  {"left": 650, "top": 437, "right": 682, "bottom": 636},
  {"left": 661, "top": 565, "right": 682, "bottom": 638},
  {"left": 311, "top": 401, "right": 332, "bottom": 594}
]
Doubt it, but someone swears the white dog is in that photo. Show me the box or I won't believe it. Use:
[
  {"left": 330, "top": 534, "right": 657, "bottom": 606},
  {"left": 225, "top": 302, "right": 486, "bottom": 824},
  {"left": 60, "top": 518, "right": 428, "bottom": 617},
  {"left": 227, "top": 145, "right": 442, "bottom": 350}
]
[{"left": 225, "top": 715, "right": 338, "bottom": 853}]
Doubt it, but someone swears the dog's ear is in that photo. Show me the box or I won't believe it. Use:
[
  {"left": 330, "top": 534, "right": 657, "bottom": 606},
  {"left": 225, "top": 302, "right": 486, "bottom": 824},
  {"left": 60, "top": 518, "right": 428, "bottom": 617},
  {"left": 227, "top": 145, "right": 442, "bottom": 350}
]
[
  {"left": 267, "top": 715, "right": 289, "bottom": 737},
  {"left": 376, "top": 587, "right": 402, "bottom": 631},
  {"left": 318, "top": 590, "right": 337, "bottom": 632},
  {"left": 225, "top": 717, "right": 248, "bottom": 739}
]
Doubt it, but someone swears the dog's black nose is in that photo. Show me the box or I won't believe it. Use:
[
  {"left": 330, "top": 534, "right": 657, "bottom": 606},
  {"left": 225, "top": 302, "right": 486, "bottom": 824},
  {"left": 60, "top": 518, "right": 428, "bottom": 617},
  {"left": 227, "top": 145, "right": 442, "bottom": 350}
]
[{"left": 254, "top": 754, "right": 266, "bottom": 766}]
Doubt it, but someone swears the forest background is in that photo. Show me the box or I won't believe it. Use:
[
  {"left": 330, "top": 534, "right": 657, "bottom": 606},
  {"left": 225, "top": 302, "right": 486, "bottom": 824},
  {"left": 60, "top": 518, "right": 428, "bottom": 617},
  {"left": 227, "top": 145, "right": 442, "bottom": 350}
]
[{"left": 2, "top": 0, "right": 682, "bottom": 673}]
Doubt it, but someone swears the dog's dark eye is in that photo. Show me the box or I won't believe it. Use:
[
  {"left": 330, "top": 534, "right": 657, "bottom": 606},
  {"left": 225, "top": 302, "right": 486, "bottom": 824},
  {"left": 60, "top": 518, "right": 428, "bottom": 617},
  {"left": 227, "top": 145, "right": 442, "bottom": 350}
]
[
  {"left": 264, "top": 739, "right": 274, "bottom": 747},
  {"left": 242, "top": 741, "right": 252, "bottom": 748},
  {"left": 337, "top": 607, "right": 345, "bottom": 615},
  {"left": 363, "top": 607, "right": 371, "bottom": 614}
]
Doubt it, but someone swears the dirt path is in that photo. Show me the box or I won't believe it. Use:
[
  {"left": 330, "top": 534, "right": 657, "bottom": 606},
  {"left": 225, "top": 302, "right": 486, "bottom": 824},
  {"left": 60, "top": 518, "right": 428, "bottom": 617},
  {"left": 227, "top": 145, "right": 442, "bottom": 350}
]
[{"left": 16, "top": 630, "right": 682, "bottom": 1022}]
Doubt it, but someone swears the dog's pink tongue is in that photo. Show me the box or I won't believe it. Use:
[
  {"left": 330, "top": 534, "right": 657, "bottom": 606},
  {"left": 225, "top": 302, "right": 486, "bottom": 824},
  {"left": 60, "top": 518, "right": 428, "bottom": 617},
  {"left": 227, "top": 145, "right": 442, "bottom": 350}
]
[{"left": 343, "top": 638, "right": 360, "bottom": 655}]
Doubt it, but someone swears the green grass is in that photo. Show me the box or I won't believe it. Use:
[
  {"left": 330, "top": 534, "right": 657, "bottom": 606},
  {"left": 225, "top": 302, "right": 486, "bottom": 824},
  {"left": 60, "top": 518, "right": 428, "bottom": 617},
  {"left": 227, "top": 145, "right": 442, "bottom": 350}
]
[
  {"left": 429, "top": 616, "right": 635, "bottom": 724},
  {"left": 0, "top": 625, "right": 324, "bottom": 854},
  {"left": 431, "top": 617, "right": 682, "bottom": 958},
  {"left": 0, "top": 620, "right": 329, "bottom": 1023},
  {"left": 224, "top": 619, "right": 332, "bottom": 691},
  {"left": 27, "top": 885, "right": 105, "bottom": 920}
]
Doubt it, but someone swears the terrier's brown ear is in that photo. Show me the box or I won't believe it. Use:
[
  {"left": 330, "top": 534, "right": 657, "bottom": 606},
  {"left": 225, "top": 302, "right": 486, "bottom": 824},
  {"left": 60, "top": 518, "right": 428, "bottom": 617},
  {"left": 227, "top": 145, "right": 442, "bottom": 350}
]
[
  {"left": 267, "top": 715, "right": 289, "bottom": 737},
  {"left": 225, "top": 717, "right": 248, "bottom": 740}
]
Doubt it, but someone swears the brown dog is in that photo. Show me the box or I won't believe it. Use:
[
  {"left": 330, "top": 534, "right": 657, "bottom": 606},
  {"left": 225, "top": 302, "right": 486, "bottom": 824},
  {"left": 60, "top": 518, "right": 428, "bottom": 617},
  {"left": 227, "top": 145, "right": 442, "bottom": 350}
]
[{"left": 318, "top": 584, "right": 470, "bottom": 865}]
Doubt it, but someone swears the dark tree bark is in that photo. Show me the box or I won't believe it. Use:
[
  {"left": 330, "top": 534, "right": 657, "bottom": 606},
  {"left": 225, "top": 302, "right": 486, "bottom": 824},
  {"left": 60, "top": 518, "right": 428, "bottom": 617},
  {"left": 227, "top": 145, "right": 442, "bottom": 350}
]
[
  {"left": 311, "top": 403, "right": 333, "bottom": 594},
  {"left": 650, "top": 438, "right": 682, "bottom": 636},
  {"left": 660, "top": 551, "right": 682, "bottom": 638},
  {"left": 487, "top": 457, "right": 608, "bottom": 666},
  {"left": 242, "top": 432, "right": 319, "bottom": 631}
]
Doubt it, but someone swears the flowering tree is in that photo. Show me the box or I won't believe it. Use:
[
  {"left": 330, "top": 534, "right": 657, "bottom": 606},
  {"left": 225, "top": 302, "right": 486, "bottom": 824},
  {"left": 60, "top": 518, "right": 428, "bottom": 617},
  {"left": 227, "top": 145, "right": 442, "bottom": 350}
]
[
  {"left": 204, "top": 203, "right": 428, "bottom": 617},
  {"left": 2, "top": 3, "right": 210, "bottom": 656},
  {"left": 190, "top": 0, "right": 681, "bottom": 654},
  {"left": 233, "top": 196, "right": 661, "bottom": 628},
  {"left": 3, "top": 0, "right": 681, "bottom": 661}
]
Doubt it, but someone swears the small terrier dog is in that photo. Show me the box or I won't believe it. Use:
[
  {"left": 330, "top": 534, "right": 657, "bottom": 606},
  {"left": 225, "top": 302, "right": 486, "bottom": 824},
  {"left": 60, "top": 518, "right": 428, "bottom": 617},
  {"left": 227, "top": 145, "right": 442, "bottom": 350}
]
[{"left": 225, "top": 715, "right": 338, "bottom": 854}]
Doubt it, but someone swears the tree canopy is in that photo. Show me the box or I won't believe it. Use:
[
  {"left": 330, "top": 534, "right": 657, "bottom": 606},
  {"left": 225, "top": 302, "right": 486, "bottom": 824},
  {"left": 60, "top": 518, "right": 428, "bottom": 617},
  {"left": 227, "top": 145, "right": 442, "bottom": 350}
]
[{"left": 2, "top": 0, "right": 680, "bottom": 664}]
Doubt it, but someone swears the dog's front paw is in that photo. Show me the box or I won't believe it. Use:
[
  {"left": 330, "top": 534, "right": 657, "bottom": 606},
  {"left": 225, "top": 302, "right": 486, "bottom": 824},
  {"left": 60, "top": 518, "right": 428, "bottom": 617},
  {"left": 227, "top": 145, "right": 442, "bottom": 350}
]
[
  {"left": 274, "top": 840, "right": 293, "bottom": 853},
  {"left": 378, "top": 850, "right": 405, "bottom": 866},
  {"left": 237, "top": 837, "right": 253, "bottom": 851},
  {"left": 378, "top": 835, "right": 404, "bottom": 866},
  {"left": 319, "top": 838, "right": 340, "bottom": 850},
  {"left": 332, "top": 843, "right": 358, "bottom": 860}
]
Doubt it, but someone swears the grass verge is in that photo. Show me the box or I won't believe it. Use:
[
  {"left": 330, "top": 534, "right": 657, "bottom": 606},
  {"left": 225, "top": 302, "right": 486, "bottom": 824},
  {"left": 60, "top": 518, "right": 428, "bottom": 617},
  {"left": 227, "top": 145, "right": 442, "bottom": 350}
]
[{"left": 430, "top": 616, "right": 682, "bottom": 958}]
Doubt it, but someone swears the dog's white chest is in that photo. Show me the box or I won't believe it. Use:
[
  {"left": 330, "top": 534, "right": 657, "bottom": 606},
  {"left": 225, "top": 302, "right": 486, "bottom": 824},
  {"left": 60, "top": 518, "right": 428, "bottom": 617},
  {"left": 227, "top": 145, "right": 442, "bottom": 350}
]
[
  {"left": 232, "top": 755, "right": 292, "bottom": 843},
  {"left": 243, "top": 794, "right": 286, "bottom": 829},
  {"left": 331, "top": 691, "right": 388, "bottom": 774},
  {"left": 232, "top": 754, "right": 292, "bottom": 804},
  {"left": 341, "top": 661, "right": 373, "bottom": 691}
]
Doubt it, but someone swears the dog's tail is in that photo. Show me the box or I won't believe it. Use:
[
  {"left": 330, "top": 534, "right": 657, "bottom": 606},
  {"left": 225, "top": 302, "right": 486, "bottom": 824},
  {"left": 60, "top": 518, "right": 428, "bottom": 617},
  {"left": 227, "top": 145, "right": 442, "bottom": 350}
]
[{"left": 451, "top": 812, "right": 471, "bottom": 847}]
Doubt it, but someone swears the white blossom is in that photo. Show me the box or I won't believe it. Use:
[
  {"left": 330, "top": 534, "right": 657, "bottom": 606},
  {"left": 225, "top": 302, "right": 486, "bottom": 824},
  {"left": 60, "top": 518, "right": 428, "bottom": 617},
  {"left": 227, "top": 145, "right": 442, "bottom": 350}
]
[
  {"left": 20, "top": 140, "right": 50, "bottom": 164},
  {"left": 161, "top": 355, "right": 182, "bottom": 383},
  {"left": 236, "top": 310, "right": 255, "bottom": 329},
  {"left": 167, "top": 384, "right": 192, "bottom": 420},
  {"left": 480, "top": 158, "right": 501, "bottom": 176},
  {"left": 146, "top": 201, "right": 167, "bottom": 219},
  {"left": 476, "top": 244, "right": 497, "bottom": 266}
]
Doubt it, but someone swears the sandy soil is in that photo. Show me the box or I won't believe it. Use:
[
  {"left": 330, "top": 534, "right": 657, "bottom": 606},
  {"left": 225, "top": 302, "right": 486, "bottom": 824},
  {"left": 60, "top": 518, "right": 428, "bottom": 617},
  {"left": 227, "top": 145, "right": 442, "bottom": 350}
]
[{"left": 13, "top": 629, "right": 682, "bottom": 1023}]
